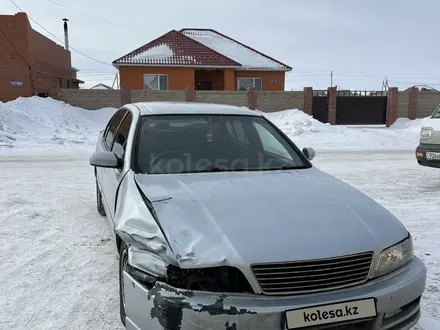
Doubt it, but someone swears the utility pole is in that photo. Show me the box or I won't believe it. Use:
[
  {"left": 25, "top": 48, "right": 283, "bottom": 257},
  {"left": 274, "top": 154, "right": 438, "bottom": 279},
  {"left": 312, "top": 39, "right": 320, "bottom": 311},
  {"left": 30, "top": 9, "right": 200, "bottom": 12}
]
[
  {"left": 330, "top": 71, "right": 333, "bottom": 87},
  {"left": 112, "top": 73, "right": 117, "bottom": 89},
  {"left": 112, "top": 73, "right": 120, "bottom": 89}
]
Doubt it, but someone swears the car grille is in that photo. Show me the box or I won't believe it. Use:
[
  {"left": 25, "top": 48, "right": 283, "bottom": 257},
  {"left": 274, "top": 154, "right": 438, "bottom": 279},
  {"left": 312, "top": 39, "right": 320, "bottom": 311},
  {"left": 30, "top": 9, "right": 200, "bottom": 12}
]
[{"left": 251, "top": 252, "right": 373, "bottom": 295}]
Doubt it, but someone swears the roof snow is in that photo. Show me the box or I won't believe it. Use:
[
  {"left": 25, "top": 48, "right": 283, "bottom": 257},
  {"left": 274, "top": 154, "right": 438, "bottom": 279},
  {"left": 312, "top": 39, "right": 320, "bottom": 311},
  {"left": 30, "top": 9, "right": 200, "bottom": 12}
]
[
  {"left": 132, "top": 44, "right": 174, "bottom": 61},
  {"left": 182, "top": 29, "right": 289, "bottom": 71}
]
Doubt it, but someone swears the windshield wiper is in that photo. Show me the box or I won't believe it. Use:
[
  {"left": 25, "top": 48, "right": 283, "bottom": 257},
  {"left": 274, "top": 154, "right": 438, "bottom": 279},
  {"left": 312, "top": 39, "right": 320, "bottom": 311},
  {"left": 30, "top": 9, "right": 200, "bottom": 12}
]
[
  {"left": 196, "top": 167, "right": 248, "bottom": 173},
  {"left": 165, "top": 165, "right": 310, "bottom": 174},
  {"left": 259, "top": 165, "right": 310, "bottom": 171}
]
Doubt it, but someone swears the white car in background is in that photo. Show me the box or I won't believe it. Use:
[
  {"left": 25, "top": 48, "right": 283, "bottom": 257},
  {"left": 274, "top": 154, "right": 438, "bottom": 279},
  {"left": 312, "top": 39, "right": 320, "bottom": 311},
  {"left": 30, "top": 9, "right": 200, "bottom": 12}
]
[{"left": 416, "top": 104, "right": 440, "bottom": 168}]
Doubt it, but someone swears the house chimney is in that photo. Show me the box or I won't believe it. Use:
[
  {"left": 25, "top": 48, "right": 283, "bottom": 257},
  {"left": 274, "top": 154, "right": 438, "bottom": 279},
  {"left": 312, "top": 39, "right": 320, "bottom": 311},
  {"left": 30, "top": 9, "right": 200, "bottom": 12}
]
[{"left": 62, "top": 18, "right": 69, "bottom": 50}]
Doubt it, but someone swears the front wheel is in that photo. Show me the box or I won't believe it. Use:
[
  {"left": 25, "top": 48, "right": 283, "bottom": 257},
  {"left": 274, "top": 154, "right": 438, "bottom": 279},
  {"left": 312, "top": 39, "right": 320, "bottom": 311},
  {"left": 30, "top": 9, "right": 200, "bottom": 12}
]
[{"left": 119, "top": 242, "right": 128, "bottom": 326}]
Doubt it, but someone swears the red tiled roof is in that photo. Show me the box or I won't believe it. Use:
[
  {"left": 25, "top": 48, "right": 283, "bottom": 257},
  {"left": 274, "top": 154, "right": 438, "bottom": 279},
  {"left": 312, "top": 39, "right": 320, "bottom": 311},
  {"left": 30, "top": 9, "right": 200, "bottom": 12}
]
[{"left": 113, "top": 30, "right": 241, "bottom": 67}]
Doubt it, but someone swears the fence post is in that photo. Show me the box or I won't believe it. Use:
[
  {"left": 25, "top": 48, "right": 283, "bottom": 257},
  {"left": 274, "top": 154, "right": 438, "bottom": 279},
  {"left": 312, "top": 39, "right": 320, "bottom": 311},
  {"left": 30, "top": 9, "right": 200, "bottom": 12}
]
[
  {"left": 327, "top": 87, "right": 337, "bottom": 124},
  {"left": 186, "top": 87, "right": 196, "bottom": 102},
  {"left": 386, "top": 87, "right": 398, "bottom": 127},
  {"left": 407, "top": 87, "right": 418, "bottom": 119},
  {"left": 303, "top": 87, "right": 313, "bottom": 115},
  {"left": 247, "top": 88, "right": 257, "bottom": 110},
  {"left": 121, "top": 86, "right": 131, "bottom": 106}
]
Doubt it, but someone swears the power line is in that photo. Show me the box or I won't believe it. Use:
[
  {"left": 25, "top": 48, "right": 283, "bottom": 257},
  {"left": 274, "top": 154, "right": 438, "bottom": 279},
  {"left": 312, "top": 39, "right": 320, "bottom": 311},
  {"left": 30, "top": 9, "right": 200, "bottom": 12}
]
[
  {"left": 46, "top": 0, "right": 136, "bottom": 33},
  {"left": 9, "top": 0, "right": 114, "bottom": 67},
  {"left": 292, "top": 69, "right": 440, "bottom": 81}
]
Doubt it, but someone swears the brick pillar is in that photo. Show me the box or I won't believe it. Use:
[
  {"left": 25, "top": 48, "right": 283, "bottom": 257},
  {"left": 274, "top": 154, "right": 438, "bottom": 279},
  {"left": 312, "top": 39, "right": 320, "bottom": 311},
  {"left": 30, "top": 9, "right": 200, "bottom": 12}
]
[
  {"left": 121, "top": 86, "right": 131, "bottom": 106},
  {"left": 186, "top": 87, "right": 196, "bottom": 102},
  {"left": 327, "top": 87, "right": 337, "bottom": 124},
  {"left": 386, "top": 87, "right": 398, "bottom": 127},
  {"left": 303, "top": 87, "right": 313, "bottom": 115},
  {"left": 407, "top": 87, "right": 418, "bottom": 119},
  {"left": 247, "top": 88, "right": 257, "bottom": 110}
]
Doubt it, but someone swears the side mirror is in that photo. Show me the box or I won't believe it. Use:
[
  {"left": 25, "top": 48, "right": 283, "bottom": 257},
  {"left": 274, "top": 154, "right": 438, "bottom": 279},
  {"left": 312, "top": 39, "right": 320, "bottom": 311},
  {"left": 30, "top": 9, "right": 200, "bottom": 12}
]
[
  {"left": 90, "top": 151, "right": 121, "bottom": 168},
  {"left": 302, "top": 147, "right": 316, "bottom": 161}
]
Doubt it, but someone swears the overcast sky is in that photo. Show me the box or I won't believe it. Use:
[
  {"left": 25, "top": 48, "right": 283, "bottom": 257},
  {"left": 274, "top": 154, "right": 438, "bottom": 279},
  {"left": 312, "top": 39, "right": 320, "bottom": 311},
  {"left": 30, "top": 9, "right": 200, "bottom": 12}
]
[{"left": 3, "top": 0, "right": 440, "bottom": 90}]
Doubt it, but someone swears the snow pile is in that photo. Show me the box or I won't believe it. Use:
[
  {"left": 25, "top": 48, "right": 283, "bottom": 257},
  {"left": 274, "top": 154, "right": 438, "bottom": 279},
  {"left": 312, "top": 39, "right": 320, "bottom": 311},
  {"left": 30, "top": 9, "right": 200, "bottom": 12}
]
[
  {"left": 263, "top": 109, "right": 427, "bottom": 151},
  {"left": 391, "top": 117, "right": 430, "bottom": 132},
  {"left": 260, "top": 109, "right": 344, "bottom": 136},
  {"left": 0, "top": 97, "right": 116, "bottom": 149},
  {"left": 0, "top": 98, "right": 429, "bottom": 152}
]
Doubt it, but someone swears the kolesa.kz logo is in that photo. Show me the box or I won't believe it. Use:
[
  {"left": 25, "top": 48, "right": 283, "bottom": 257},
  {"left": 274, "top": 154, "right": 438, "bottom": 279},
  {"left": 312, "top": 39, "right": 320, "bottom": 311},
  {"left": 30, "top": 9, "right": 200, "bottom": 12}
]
[{"left": 303, "top": 306, "right": 359, "bottom": 322}]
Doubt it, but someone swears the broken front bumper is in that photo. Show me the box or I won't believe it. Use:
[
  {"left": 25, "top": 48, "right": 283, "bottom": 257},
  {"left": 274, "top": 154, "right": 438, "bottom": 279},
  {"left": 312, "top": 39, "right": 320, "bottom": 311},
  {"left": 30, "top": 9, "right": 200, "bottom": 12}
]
[{"left": 123, "top": 257, "right": 426, "bottom": 330}]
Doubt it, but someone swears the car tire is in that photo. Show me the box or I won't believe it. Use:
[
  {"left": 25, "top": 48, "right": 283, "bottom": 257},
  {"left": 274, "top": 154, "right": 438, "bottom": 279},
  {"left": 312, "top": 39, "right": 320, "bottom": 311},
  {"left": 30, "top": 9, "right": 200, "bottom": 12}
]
[
  {"left": 119, "top": 241, "right": 128, "bottom": 327},
  {"left": 96, "top": 181, "right": 106, "bottom": 216}
]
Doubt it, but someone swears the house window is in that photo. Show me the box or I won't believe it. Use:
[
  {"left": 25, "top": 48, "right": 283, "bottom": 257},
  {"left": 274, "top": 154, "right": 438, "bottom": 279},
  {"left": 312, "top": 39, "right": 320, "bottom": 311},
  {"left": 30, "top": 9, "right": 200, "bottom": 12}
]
[
  {"left": 144, "top": 74, "right": 168, "bottom": 90},
  {"left": 237, "top": 77, "right": 262, "bottom": 91}
]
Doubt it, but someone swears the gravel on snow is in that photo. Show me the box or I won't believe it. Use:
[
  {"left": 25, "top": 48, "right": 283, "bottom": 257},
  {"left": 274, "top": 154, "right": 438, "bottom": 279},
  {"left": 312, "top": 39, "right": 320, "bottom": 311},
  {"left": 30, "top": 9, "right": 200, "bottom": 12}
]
[{"left": 0, "top": 148, "right": 438, "bottom": 329}]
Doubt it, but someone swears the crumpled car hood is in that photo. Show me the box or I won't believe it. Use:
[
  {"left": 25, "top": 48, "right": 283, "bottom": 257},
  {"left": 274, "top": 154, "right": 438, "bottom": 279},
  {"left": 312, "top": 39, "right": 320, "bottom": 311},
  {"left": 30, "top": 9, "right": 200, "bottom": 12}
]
[{"left": 134, "top": 168, "right": 408, "bottom": 268}]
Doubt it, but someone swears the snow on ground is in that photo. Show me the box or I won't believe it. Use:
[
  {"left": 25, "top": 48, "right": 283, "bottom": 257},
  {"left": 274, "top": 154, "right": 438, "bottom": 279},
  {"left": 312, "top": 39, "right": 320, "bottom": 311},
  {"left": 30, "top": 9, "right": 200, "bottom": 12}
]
[
  {"left": 0, "top": 97, "right": 116, "bottom": 149},
  {"left": 0, "top": 98, "right": 439, "bottom": 329},
  {"left": 0, "top": 149, "right": 438, "bottom": 329},
  {"left": 263, "top": 109, "right": 429, "bottom": 151}
]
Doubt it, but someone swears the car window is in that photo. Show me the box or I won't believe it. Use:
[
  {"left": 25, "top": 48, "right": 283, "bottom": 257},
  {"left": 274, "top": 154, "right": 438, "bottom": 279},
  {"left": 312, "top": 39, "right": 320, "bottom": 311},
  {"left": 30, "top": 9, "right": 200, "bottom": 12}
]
[
  {"left": 134, "top": 114, "right": 309, "bottom": 174},
  {"left": 105, "top": 110, "right": 127, "bottom": 149},
  {"left": 112, "top": 111, "right": 132, "bottom": 160},
  {"left": 253, "top": 121, "right": 292, "bottom": 159},
  {"left": 432, "top": 105, "right": 440, "bottom": 118},
  {"left": 226, "top": 120, "right": 248, "bottom": 145}
]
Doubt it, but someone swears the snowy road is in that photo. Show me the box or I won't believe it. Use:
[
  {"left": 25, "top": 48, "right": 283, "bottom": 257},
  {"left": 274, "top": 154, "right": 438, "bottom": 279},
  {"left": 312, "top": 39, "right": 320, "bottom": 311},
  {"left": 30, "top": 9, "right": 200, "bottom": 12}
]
[{"left": 0, "top": 148, "right": 438, "bottom": 329}]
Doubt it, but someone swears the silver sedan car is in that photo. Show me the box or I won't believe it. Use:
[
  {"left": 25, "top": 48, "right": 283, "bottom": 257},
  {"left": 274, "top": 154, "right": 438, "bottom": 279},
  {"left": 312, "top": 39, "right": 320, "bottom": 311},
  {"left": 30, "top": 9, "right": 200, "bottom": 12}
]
[{"left": 90, "top": 102, "right": 426, "bottom": 330}]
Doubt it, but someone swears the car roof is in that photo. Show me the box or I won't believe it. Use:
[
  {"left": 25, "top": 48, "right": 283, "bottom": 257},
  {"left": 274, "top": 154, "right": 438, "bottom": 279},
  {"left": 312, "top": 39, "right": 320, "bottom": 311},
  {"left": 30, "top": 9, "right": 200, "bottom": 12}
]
[{"left": 131, "top": 101, "right": 263, "bottom": 116}]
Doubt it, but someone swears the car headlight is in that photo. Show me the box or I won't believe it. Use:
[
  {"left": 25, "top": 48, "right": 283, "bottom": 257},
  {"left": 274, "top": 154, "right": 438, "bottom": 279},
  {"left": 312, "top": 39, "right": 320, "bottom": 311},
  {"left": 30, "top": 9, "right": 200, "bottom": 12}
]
[
  {"left": 420, "top": 128, "right": 432, "bottom": 140},
  {"left": 373, "top": 236, "right": 414, "bottom": 278}
]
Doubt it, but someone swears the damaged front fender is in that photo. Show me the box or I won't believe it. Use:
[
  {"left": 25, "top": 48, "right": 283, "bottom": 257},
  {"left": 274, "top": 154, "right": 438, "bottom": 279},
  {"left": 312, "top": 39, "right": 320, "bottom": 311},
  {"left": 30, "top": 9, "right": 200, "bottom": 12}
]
[{"left": 114, "top": 170, "right": 178, "bottom": 279}]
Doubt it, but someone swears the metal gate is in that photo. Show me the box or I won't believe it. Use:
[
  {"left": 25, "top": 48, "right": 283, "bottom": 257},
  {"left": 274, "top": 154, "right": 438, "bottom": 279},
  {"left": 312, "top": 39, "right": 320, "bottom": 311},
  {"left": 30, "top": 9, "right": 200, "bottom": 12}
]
[
  {"left": 312, "top": 90, "right": 328, "bottom": 123},
  {"left": 336, "top": 91, "right": 387, "bottom": 125}
]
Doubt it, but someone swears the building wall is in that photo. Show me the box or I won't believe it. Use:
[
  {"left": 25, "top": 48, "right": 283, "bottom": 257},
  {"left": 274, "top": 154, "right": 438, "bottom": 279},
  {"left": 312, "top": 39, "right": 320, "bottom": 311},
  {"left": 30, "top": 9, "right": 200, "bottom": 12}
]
[
  {"left": 195, "top": 69, "right": 224, "bottom": 90},
  {"left": 118, "top": 66, "right": 287, "bottom": 91},
  {"left": 119, "top": 66, "right": 195, "bottom": 90},
  {"left": 0, "top": 12, "right": 73, "bottom": 101},
  {"left": 28, "top": 27, "right": 72, "bottom": 95},
  {"left": 235, "top": 70, "right": 285, "bottom": 91},
  {"left": 0, "top": 13, "right": 32, "bottom": 101}
]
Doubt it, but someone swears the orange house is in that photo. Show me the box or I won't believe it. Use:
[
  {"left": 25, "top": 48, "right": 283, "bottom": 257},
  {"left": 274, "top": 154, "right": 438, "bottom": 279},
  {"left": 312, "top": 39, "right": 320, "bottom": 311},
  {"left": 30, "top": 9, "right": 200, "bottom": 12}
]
[{"left": 113, "top": 29, "right": 292, "bottom": 92}]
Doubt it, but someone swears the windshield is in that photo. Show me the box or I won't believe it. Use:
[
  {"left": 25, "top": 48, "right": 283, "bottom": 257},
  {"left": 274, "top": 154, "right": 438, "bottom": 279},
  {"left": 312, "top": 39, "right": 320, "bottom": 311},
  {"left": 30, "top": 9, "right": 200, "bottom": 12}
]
[
  {"left": 134, "top": 114, "right": 309, "bottom": 174},
  {"left": 432, "top": 104, "right": 440, "bottom": 118}
]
